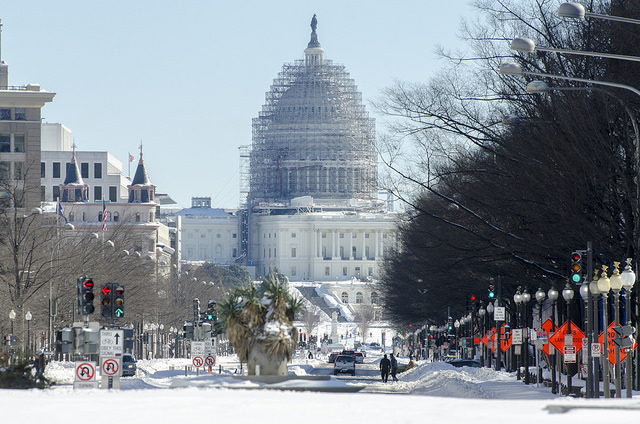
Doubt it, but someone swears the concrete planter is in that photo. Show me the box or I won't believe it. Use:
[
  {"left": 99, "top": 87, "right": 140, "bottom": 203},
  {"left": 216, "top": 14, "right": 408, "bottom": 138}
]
[{"left": 248, "top": 344, "right": 289, "bottom": 376}]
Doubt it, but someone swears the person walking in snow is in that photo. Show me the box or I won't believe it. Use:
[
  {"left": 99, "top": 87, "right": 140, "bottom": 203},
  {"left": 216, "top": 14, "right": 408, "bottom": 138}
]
[
  {"left": 380, "top": 354, "right": 391, "bottom": 382},
  {"left": 390, "top": 353, "right": 398, "bottom": 381}
]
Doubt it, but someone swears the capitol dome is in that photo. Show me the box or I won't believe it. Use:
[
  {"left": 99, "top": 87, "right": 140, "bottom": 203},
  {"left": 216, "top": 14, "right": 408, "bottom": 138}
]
[{"left": 249, "top": 15, "right": 377, "bottom": 207}]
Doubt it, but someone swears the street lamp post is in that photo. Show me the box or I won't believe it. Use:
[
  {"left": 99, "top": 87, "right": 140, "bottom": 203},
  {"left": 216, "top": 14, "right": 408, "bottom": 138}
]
[
  {"left": 25, "top": 311, "right": 32, "bottom": 357},
  {"left": 620, "top": 258, "right": 636, "bottom": 397},
  {"left": 454, "top": 320, "right": 460, "bottom": 358},
  {"left": 535, "top": 288, "right": 546, "bottom": 387},
  {"left": 486, "top": 302, "right": 494, "bottom": 369},
  {"left": 478, "top": 306, "right": 486, "bottom": 367},
  {"left": 548, "top": 287, "right": 559, "bottom": 394},
  {"left": 513, "top": 288, "right": 523, "bottom": 380},
  {"left": 522, "top": 289, "right": 531, "bottom": 385},
  {"left": 598, "top": 266, "right": 612, "bottom": 399},
  {"left": 579, "top": 281, "right": 592, "bottom": 398},
  {"left": 610, "top": 262, "right": 624, "bottom": 398},
  {"left": 562, "top": 283, "right": 575, "bottom": 395},
  {"left": 589, "top": 270, "right": 601, "bottom": 398}
]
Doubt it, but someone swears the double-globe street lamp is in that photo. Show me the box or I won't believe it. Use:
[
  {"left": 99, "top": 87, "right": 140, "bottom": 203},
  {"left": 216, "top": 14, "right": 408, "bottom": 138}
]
[
  {"left": 535, "top": 288, "right": 546, "bottom": 387},
  {"left": 620, "top": 259, "right": 636, "bottom": 398},
  {"left": 598, "top": 266, "right": 612, "bottom": 399},
  {"left": 547, "top": 287, "right": 559, "bottom": 394}
]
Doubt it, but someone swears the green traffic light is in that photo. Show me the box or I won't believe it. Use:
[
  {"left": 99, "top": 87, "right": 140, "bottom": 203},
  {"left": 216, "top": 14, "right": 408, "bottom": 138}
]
[
  {"left": 571, "top": 274, "right": 581, "bottom": 283},
  {"left": 115, "top": 308, "right": 124, "bottom": 317},
  {"left": 489, "top": 292, "right": 495, "bottom": 298}
]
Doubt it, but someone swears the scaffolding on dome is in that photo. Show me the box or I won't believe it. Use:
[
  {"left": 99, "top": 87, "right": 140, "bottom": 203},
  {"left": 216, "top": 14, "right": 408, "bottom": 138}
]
[{"left": 249, "top": 56, "right": 377, "bottom": 208}]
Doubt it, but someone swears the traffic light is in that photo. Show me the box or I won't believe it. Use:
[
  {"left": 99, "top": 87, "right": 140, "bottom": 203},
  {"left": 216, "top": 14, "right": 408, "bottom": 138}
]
[
  {"left": 79, "top": 277, "right": 95, "bottom": 315},
  {"left": 206, "top": 299, "right": 216, "bottom": 322},
  {"left": 447, "top": 317, "right": 453, "bottom": 332},
  {"left": 114, "top": 285, "right": 124, "bottom": 318},
  {"left": 488, "top": 279, "right": 495, "bottom": 299},
  {"left": 101, "top": 283, "right": 113, "bottom": 318},
  {"left": 613, "top": 325, "right": 636, "bottom": 348},
  {"left": 570, "top": 251, "right": 583, "bottom": 283},
  {"left": 193, "top": 298, "right": 201, "bottom": 323},
  {"left": 470, "top": 295, "right": 476, "bottom": 306}
]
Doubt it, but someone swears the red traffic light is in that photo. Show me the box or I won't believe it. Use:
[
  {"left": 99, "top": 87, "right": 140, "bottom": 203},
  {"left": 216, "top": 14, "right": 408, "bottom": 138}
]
[
  {"left": 470, "top": 295, "right": 476, "bottom": 301},
  {"left": 101, "top": 285, "right": 111, "bottom": 296},
  {"left": 571, "top": 252, "right": 581, "bottom": 262},
  {"left": 83, "top": 279, "right": 94, "bottom": 289},
  {"left": 115, "top": 286, "right": 124, "bottom": 296}
]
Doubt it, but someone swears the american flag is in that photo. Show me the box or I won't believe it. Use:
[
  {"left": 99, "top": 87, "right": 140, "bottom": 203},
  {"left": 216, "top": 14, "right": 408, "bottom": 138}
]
[
  {"left": 129, "top": 153, "right": 135, "bottom": 162},
  {"left": 101, "top": 200, "right": 107, "bottom": 232}
]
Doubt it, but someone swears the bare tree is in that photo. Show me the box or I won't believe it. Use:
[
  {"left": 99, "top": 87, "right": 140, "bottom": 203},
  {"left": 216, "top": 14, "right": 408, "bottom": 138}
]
[
  {"left": 300, "top": 306, "right": 323, "bottom": 341},
  {"left": 354, "top": 305, "right": 376, "bottom": 345}
]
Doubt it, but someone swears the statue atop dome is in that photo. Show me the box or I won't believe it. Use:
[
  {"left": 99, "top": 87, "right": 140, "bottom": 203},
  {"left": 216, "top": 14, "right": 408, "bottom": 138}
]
[{"left": 308, "top": 14, "right": 320, "bottom": 48}]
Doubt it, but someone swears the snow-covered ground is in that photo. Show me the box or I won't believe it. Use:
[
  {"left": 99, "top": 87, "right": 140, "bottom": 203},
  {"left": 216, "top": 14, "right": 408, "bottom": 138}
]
[{"left": 2, "top": 351, "right": 640, "bottom": 423}]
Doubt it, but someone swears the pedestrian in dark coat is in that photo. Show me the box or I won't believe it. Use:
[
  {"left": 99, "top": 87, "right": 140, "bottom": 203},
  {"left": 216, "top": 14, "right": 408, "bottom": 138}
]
[
  {"left": 380, "top": 354, "right": 391, "bottom": 382},
  {"left": 35, "top": 352, "right": 46, "bottom": 378},
  {"left": 390, "top": 353, "right": 398, "bottom": 381}
]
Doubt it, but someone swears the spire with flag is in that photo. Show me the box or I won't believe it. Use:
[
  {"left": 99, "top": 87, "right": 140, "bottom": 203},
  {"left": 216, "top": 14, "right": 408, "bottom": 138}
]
[{"left": 101, "top": 199, "right": 107, "bottom": 232}]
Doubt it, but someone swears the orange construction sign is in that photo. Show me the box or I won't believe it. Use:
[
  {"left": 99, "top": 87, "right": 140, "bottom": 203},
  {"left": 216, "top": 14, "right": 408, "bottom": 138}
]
[
  {"left": 549, "top": 320, "right": 585, "bottom": 356},
  {"left": 598, "top": 322, "right": 637, "bottom": 365},
  {"left": 541, "top": 319, "right": 555, "bottom": 355}
]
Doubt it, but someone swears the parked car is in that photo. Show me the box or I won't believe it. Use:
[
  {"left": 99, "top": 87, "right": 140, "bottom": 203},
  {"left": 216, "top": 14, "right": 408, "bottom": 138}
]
[
  {"left": 354, "top": 352, "right": 364, "bottom": 364},
  {"left": 328, "top": 352, "right": 340, "bottom": 363},
  {"left": 333, "top": 354, "right": 356, "bottom": 375},
  {"left": 445, "top": 358, "right": 481, "bottom": 368},
  {"left": 122, "top": 354, "right": 137, "bottom": 376}
]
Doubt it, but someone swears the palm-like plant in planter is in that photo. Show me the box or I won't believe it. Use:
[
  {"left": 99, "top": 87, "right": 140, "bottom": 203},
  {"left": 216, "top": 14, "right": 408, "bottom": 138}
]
[{"left": 218, "top": 270, "right": 304, "bottom": 375}]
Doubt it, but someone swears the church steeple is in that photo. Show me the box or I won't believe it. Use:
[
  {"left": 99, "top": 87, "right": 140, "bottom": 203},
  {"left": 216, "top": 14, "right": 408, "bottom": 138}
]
[
  {"left": 128, "top": 144, "right": 156, "bottom": 203},
  {"left": 60, "top": 144, "right": 89, "bottom": 202},
  {"left": 304, "top": 14, "right": 324, "bottom": 66}
]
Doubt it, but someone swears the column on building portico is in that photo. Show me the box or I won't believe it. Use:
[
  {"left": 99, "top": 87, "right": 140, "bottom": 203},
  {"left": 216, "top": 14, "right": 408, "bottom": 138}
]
[
  {"left": 348, "top": 231, "right": 354, "bottom": 260},
  {"left": 333, "top": 229, "right": 339, "bottom": 259},
  {"left": 375, "top": 230, "right": 380, "bottom": 260},
  {"left": 316, "top": 229, "right": 322, "bottom": 258},
  {"left": 361, "top": 230, "right": 366, "bottom": 260}
]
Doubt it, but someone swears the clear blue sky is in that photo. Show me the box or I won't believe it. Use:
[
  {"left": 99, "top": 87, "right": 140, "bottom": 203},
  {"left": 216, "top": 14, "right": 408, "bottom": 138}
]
[{"left": 2, "top": 0, "right": 474, "bottom": 208}]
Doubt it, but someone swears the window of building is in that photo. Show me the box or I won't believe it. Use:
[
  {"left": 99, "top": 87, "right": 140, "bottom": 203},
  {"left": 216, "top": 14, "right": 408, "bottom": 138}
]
[
  {"left": 14, "top": 162, "right": 24, "bottom": 180},
  {"left": 322, "top": 246, "right": 327, "bottom": 258},
  {"left": 365, "top": 233, "right": 369, "bottom": 239},
  {"left": 382, "top": 233, "right": 387, "bottom": 239},
  {"left": 352, "top": 246, "right": 356, "bottom": 257},
  {"left": 216, "top": 233, "right": 221, "bottom": 238},
  {"left": 94, "top": 186, "right": 102, "bottom": 201},
  {"left": 201, "top": 233, "right": 205, "bottom": 239},
  {"left": 13, "top": 134, "right": 25, "bottom": 153},
  {"left": 291, "top": 247, "right": 296, "bottom": 258},
  {"left": 14, "top": 190, "right": 23, "bottom": 208},
  {"left": 0, "top": 134, "right": 9, "bottom": 152},
  {"left": 232, "top": 233, "right": 237, "bottom": 238},
  {"left": 365, "top": 246, "right": 370, "bottom": 259},
  {"left": 232, "top": 248, "right": 237, "bottom": 257},
  {"left": 356, "top": 292, "right": 363, "bottom": 304},
  {"left": 274, "top": 248, "right": 276, "bottom": 257},
  {"left": 340, "top": 233, "right": 344, "bottom": 238},
  {"left": 41, "top": 162, "right": 46, "bottom": 178},
  {"left": 355, "top": 267, "right": 361, "bottom": 277},
  {"left": 14, "top": 108, "right": 25, "bottom": 120},
  {"left": 368, "top": 267, "right": 373, "bottom": 276},
  {"left": 322, "top": 233, "right": 326, "bottom": 238},
  {"left": 94, "top": 163, "right": 102, "bottom": 179},
  {"left": 187, "top": 233, "right": 193, "bottom": 239},
  {"left": 53, "top": 162, "right": 61, "bottom": 178},
  {"left": 325, "top": 267, "right": 330, "bottom": 276},
  {"left": 340, "top": 246, "right": 344, "bottom": 258},
  {"left": 187, "top": 248, "right": 193, "bottom": 258},
  {"left": 291, "top": 266, "right": 296, "bottom": 276},
  {"left": 371, "top": 292, "right": 379, "bottom": 304},
  {"left": 0, "top": 161, "right": 10, "bottom": 179},
  {"left": 0, "top": 109, "right": 10, "bottom": 120},
  {"left": 291, "top": 233, "right": 296, "bottom": 238},
  {"left": 52, "top": 186, "right": 60, "bottom": 201},
  {"left": 41, "top": 186, "right": 45, "bottom": 202},
  {"left": 341, "top": 292, "right": 349, "bottom": 303},
  {"left": 80, "top": 162, "right": 89, "bottom": 179},
  {"left": 113, "top": 212, "right": 119, "bottom": 222},
  {"left": 68, "top": 212, "right": 74, "bottom": 222},
  {"left": 135, "top": 212, "right": 141, "bottom": 222},
  {"left": 352, "top": 233, "right": 357, "bottom": 239},
  {"left": 343, "top": 267, "right": 347, "bottom": 276},
  {"left": 109, "top": 186, "right": 117, "bottom": 202}
]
